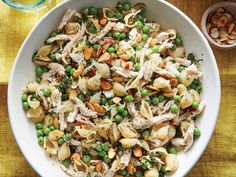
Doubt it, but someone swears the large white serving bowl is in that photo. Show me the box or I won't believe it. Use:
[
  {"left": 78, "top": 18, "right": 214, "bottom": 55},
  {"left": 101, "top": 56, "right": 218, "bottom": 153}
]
[{"left": 8, "top": 0, "right": 221, "bottom": 176}]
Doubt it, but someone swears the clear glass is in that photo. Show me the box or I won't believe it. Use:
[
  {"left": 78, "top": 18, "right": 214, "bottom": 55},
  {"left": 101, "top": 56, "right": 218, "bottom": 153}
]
[{"left": 1, "top": 0, "right": 56, "bottom": 11}]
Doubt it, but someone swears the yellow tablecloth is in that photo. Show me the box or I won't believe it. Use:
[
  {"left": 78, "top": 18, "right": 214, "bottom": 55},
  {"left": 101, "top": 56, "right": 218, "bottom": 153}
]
[{"left": 0, "top": 0, "right": 235, "bottom": 176}]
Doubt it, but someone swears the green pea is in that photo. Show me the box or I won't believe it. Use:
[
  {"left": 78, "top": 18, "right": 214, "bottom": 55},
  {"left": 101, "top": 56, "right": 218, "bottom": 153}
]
[
  {"left": 106, "top": 11, "right": 114, "bottom": 18},
  {"left": 192, "top": 102, "right": 200, "bottom": 109},
  {"left": 62, "top": 159, "right": 71, "bottom": 169},
  {"left": 152, "top": 45, "right": 160, "bottom": 53},
  {"left": 137, "top": 14, "right": 145, "bottom": 22},
  {"left": 136, "top": 45, "right": 142, "bottom": 51},
  {"left": 142, "top": 33, "right": 149, "bottom": 41},
  {"left": 101, "top": 97, "right": 107, "bottom": 105},
  {"left": 33, "top": 93, "right": 40, "bottom": 100},
  {"left": 151, "top": 97, "right": 159, "bottom": 105},
  {"left": 38, "top": 136, "right": 44, "bottom": 145},
  {"left": 81, "top": 7, "right": 89, "bottom": 16},
  {"left": 130, "top": 55, "right": 136, "bottom": 62},
  {"left": 96, "top": 144, "right": 103, "bottom": 152},
  {"left": 88, "top": 24, "right": 97, "bottom": 33},
  {"left": 22, "top": 102, "right": 29, "bottom": 110},
  {"left": 104, "top": 155, "right": 111, "bottom": 164},
  {"left": 83, "top": 155, "right": 91, "bottom": 163},
  {"left": 136, "top": 20, "right": 144, "bottom": 29},
  {"left": 134, "top": 63, "right": 140, "bottom": 71},
  {"left": 35, "top": 123, "right": 43, "bottom": 130},
  {"left": 37, "top": 130, "right": 44, "bottom": 137},
  {"left": 178, "top": 66, "right": 185, "bottom": 72},
  {"left": 101, "top": 144, "right": 109, "bottom": 151},
  {"left": 120, "top": 32, "right": 127, "bottom": 40},
  {"left": 106, "top": 32, "right": 112, "bottom": 38},
  {"left": 117, "top": 105, "right": 125, "bottom": 113},
  {"left": 86, "top": 58, "right": 93, "bottom": 66},
  {"left": 49, "top": 53, "right": 56, "bottom": 61},
  {"left": 141, "top": 89, "right": 149, "bottom": 97},
  {"left": 171, "top": 104, "right": 179, "bottom": 113},
  {"left": 57, "top": 137, "right": 65, "bottom": 145},
  {"left": 142, "top": 25, "right": 150, "bottom": 34},
  {"left": 171, "top": 44, "right": 177, "bottom": 50},
  {"left": 88, "top": 7, "right": 98, "bottom": 15},
  {"left": 135, "top": 170, "right": 143, "bottom": 177},
  {"left": 122, "top": 1, "right": 131, "bottom": 11},
  {"left": 22, "top": 93, "right": 28, "bottom": 102},
  {"left": 65, "top": 65, "right": 72, "bottom": 73},
  {"left": 113, "top": 31, "right": 121, "bottom": 40},
  {"left": 43, "top": 88, "right": 51, "bottom": 97},
  {"left": 115, "top": 114, "right": 123, "bottom": 123},
  {"left": 64, "top": 133, "right": 72, "bottom": 141},
  {"left": 194, "top": 128, "right": 201, "bottom": 137},
  {"left": 102, "top": 114, "right": 110, "bottom": 119},
  {"left": 174, "top": 95, "right": 182, "bottom": 103},
  {"left": 93, "top": 44, "right": 99, "bottom": 50},
  {"left": 168, "top": 147, "right": 177, "bottom": 154},
  {"left": 78, "top": 93, "right": 85, "bottom": 101},
  {"left": 125, "top": 94, "right": 134, "bottom": 102},
  {"left": 36, "top": 66, "right": 44, "bottom": 76},
  {"left": 108, "top": 47, "right": 115, "bottom": 53},
  {"left": 196, "top": 85, "right": 202, "bottom": 93},
  {"left": 142, "top": 130, "right": 150, "bottom": 139},
  {"left": 36, "top": 76, "right": 41, "bottom": 83},
  {"left": 158, "top": 94, "right": 165, "bottom": 102},
  {"left": 160, "top": 165, "right": 167, "bottom": 173},
  {"left": 108, "top": 99, "right": 114, "bottom": 105},
  {"left": 175, "top": 36, "right": 183, "bottom": 46},
  {"left": 119, "top": 169, "right": 128, "bottom": 176},
  {"left": 49, "top": 125, "right": 56, "bottom": 131},
  {"left": 121, "top": 109, "right": 129, "bottom": 117},
  {"left": 50, "top": 31, "right": 57, "bottom": 38},
  {"left": 99, "top": 151, "right": 107, "bottom": 157},
  {"left": 43, "top": 128, "right": 51, "bottom": 136},
  {"left": 115, "top": 12, "right": 124, "bottom": 20},
  {"left": 70, "top": 68, "right": 76, "bottom": 76}
]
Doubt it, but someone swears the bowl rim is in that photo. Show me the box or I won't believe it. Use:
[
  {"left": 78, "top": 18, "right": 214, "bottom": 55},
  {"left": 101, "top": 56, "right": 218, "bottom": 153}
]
[
  {"left": 201, "top": 1, "right": 236, "bottom": 49},
  {"left": 7, "top": 0, "right": 221, "bottom": 176}
]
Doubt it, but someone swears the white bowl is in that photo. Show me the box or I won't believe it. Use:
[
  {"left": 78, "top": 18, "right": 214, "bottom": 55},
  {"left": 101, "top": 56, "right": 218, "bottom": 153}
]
[
  {"left": 201, "top": 1, "right": 236, "bottom": 49},
  {"left": 8, "top": 0, "right": 221, "bottom": 176}
]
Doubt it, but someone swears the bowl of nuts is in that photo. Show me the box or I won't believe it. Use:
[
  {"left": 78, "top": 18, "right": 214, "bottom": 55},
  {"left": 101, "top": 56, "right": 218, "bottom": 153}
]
[{"left": 201, "top": 1, "right": 236, "bottom": 49}]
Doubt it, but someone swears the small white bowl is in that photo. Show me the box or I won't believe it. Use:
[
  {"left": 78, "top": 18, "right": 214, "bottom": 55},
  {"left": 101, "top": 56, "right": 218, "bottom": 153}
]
[{"left": 201, "top": 1, "right": 236, "bottom": 49}]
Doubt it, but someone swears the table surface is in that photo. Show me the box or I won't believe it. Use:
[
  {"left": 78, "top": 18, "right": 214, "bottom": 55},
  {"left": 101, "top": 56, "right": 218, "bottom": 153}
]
[{"left": 0, "top": 0, "right": 235, "bottom": 177}]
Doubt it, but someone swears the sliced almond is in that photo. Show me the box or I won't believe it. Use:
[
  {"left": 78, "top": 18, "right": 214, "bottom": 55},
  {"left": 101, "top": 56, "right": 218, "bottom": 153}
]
[
  {"left": 216, "top": 16, "right": 228, "bottom": 28},
  {"left": 226, "top": 39, "right": 234, "bottom": 45},
  {"left": 227, "top": 23, "right": 235, "bottom": 34},
  {"left": 211, "top": 14, "right": 221, "bottom": 25},
  {"left": 99, "top": 17, "right": 108, "bottom": 26},
  {"left": 219, "top": 37, "right": 228, "bottom": 42},
  {"left": 69, "top": 89, "right": 78, "bottom": 99},
  {"left": 150, "top": 38, "right": 159, "bottom": 47},
  {"left": 210, "top": 30, "right": 219, "bottom": 39},
  {"left": 216, "top": 7, "right": 225, "bottom": 13},
  {"left": 206, "top": 23, "right": 212, "bottom": 34},
  {"left": 73, "top": 63, "right": 85, "bottom": 77},
  {"left": 210, "top": 27, "right": 218, "bottom": 33},
  {"left": 133, "top": 146, "right": 142, "bottom": 157},
  {"left": 98, "top": 52, "right": 111, "bottom": 62},
  {"left": 101, "top": 80, "right": 112, "bottom": 90},
  {"left": 216, "top": 39, "right": 222, "bottom": 45},
  {"left": 228, "top": 34, "right": 236, "bottom": 40},
  {"left": 219, "top": 30, "right": 229, "bottom": 38},
  {"left": 84, "top": 46, "right": 93, "bottom": 60},
  {"left": 231, "top": 27, "right": 236, "bottom": 35},
  {"left": 96, "top": 162, "right": 103, "bottom": 172},
  {"left": 86, "top": 102, "right": 95, "bottom": 110},
  {"left": 96, "top": 45, "right": 102, "bottom": 57},
  {"left": 223, "top": 12, "right": 233, "bottom": 21},
  {"left": 112, "top": 76, "right": 124, "bottom": 82},
  {"left": 102, "top": 43, "right": 110, "bottom": 53},
  {"left": 93, "top": 103, "right": 104, "bottom": 114},
  {"left": 127, "top": 163, "right": 136, "bottom": 174},
  {"left": 108, "top": 148, "right": 116, "bottom": 159}
]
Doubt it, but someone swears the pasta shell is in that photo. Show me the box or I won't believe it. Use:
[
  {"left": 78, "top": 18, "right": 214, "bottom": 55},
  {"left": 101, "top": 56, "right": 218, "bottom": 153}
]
[
  {"left": 74, "top": 159, "right": 89, "bottom": 173},
  {"left": 119, "top": 138, "right": 139, "bottom": 148},
  {"left": 95, "top": 62, "right": 111, "bottom": 79},
  {"left": 151, "top": 125, "right": 169, "bottom": 140},
  {"left": 180, "top": 71, "right": 194, "bottom": 87},
  {"left": 169, "top": 46, "right": 185, "bottom": 58},
  {"left": 26, "top": 105, "right": 45, "bottom": 123},
  {"left": 166, "top": 29, "right": 177, "bottom": 40},
  {"left": 180, "top": 91, "right": 193, "bottom": 109},
  {"left": 87, "top": 74, "right": 101, "bottom": 90},
  {"left": 140, "top": 100, "right": 153, "bottom": 119},
  {"left": 26, "top": 81, "right": 39, "bottom": 93},
  {"left": 48, "top": 130, "right": 64, "bottom": 141},
  {"left": 78, "top": 77, "right": 87, "bottom": 94},
  {"left": 58, "top": 142, "right": 71, "bottom": 161},
  {"left": 165, "top": 154, "right": 178, "bottom": 172},
  {"left": 144, "top": 167, "right": 159, "bottom": 177},
  {"left": 65, "top": 22, "right": 80, "bottom": 35},
  {"left": 76, "top": 126, "right": 96, "bottom": 139},
  {"left": 109, "top": 123, "right": 121, "bottom": 144},
  {"left": 27, "top": 95, "right": 40, "bottom": 110},
  {"left": 189, "top": 89, "right": 200, "bottom": 103},
  {"left": 177, "top": 84, "right": 187, "bottom": 95},
  {"left": 97, "top": 119, "right": 112, "bottom": 140},
  {"left": 37, "top": 45, "right": 52, "bottom": 57},
  {"left": 89, "top": 92, "right": 101, "bottom": 104},
  {"left": 44, "top": 137, "right": 58, "bottom": 155},
  {"left": 118, "top": 122, "right": 139, "bottom": 139},
  {"left": 113, "top": 82, "right": 127, "bottom": 97},
  {"left": 153, "top": 77, "right": 170, "bottom": 89}
]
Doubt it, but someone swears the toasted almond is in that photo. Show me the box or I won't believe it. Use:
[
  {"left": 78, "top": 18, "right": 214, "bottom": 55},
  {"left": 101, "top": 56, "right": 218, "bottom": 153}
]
[
  {"left": 210, "top": 27, "right": 218, "bottom": 33},
  {"left": 219, "top": 37, "right": 228, "bottom": 42},
  {"left": 216, "top": 16, "right": 228, "bottom": 28},
  {"left": 99, "top": 17, "right": 108, "bottom": 26},
  {"left": 73, "top": 63, "right": 85, "bottom": 77},
  {"left": 84, "top": 46, "right": 93, "bottom": 60},
  {"left": 231, "top": 27, "right": 236, "bottom": 35},
  {"left": 227, "top": 23, "right": 235, "bottom": 34},
  {"left": 96, "top": 45, "right": 102, "bottom": 57},
  {"left": 206, "top": 23, "right": 212, "bottom": 34},
  {"left": 210, "top": 31, "right": 219, "bottom": 39},
  {"left": 70, "top": 153, "right": 81, "bottom": 162},
  {"left": 215, "top": 39, "right": 222, "bottom": 44},
  {"left": 150, "top": 38, "right": 159, "bottom": 47},
  {"left": 108, "top": 148, "right": 116, "bottom": 159},
  {"left": 121, "top": 60, "right": 133, "bottom": 70},
  {"left": 96, "top": 162, "right": 103, "bottom": 172},
  {"left": 133, "top": 146, "right": 142, "bottom": 157},
  {"left": 98, "top": 52, "right": 111, "bottom": 62},
  {"left": 211, "top": 14, "right": 221, "bottom": 25},
  {"left": 114, "top": 175, "right": 124, "bottom": 177},
  {"left": 127, "top": 163, "right": 136, "bottom": 174},
  {"left": 86, "top": 102, "right": 95, "bottom": 110},
  {"left": 228, "top": 34, "right": 236, "bottom": 40},
  {"left": 69, "top": 89, "right": 78, "bottom": 99},
  {"left": 216, "top": 7, "right": 225, "bottom": 13},
  {"left": 102, "top": 43, "right": 110, "bottom": 53},
  {"left": 53, "top": 117, "right": 59, "bottom": 129},
  {"left": 223, "top": 12, "right": 233, "bottom": 21},
  {"left": 48, "top": 130, "right": 64, "bottom": 141},
  {"left": 93, "top": 103, "right": 104, "bottom": 114},
  {"left": 101, "top": 80, "right": 112, "bottom": 90},
  {"left": 219, "top": 30, "right": 229, "bottom": 38},
  {"left": 112, "top": 76, "right": 124, "bottom": 82},
  {"left": 226, "top": 39, "right": 234, "bottom": 45}
]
